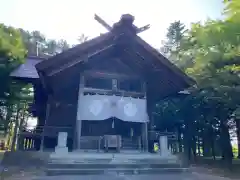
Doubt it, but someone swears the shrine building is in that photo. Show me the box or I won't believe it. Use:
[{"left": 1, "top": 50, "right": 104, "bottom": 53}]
[{"left": 10, "top": 14, "right": 194, "bottom": 152}]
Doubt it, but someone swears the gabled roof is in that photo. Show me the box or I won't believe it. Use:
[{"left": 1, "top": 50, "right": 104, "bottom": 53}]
[
  {"left": 10, "top": 56, "right": 44, "bottom": 79},
  {"left": 35, "top": 14, "right": 195, "bottom": 99}
]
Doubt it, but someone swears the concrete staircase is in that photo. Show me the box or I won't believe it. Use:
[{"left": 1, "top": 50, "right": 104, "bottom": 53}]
[{"left": 45, "top": 152, "right": 188, "bottom": 176}]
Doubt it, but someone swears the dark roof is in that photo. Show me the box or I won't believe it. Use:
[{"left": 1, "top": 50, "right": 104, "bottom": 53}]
[
  {"left": 36, "top": 33, "right": 111, "bottom": 71},
  {"left": 10, "top": 56, "right": 44, "bottom": 79},
  {"left": 35, "top": 14, "right": 195, "bottom": 99},
  {"left": 36, "top": 32, "right": 195, "bottom": 86}
]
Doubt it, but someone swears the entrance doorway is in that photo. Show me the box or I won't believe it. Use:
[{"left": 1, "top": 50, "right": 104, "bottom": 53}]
[{"left": 81, "top": 118, "right": 141, "bottom": 137}]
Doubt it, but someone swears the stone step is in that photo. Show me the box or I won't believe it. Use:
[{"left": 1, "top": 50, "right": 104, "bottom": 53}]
[
  {"left": 49, "top": 158, "right": 179, "bottom": 164},
  {"left": 47, "top": 162, "right": 182, "bottom": 169},
  {"left": 50, "top": 159, "right": 111, "bottom": 164},
  {"left": 46, "top": 167, "right": 189, "bottom": 176}
]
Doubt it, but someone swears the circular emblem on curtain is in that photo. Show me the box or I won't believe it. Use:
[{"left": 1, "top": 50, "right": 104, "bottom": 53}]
[
  {"left": 89, "top": 100, "right": 103, "bottom": 116},
  {"left": 124, "top": 102, "right": 137, "bottom": 117}
]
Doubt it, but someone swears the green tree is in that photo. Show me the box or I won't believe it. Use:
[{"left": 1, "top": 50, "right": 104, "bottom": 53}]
[
  {"left": 19, "top": 29, "right": 71, "bottom": 57},
  {"left": 157, "top": 0, "right": 240, "bottom": 164},
  {"left": 0, "top": 24, "right": 26, "bottom": 99},
  {"left": 160, "top": 21, "right": 189, "bottom": 68},
  {"left": 0, "top": 24, "right": 29, "bottom": 138}
]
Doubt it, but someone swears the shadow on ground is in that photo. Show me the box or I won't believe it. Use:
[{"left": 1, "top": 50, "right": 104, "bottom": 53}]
[{"left": 0, "top": 151, "right": 50, "bottom": 179}]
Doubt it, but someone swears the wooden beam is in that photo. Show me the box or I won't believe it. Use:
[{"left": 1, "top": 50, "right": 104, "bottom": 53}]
[
  {"left": 121, "top": 49, "right": 146, "bottom": 73},
  {"left": 38, "top": 71, "right": 53, "bottom": 95},
  {"left": 85, "top": 57, "right": 139, "bottom": 77},
  {"left": 126, "top": 42, "right": 160, "bottom": 70},
  {"left": 47, "top": 44, "right": 116, "bottom": 77},
  {"left": 127, "top": 38, "right": 187, "bottom": 91},
  {"left": 123, "top": 49, "right": 144, "bottom": 70},
  {"left": 136, "top": 24, "right": 150, "bottom": 34},
  {"left": 134, "top": 36, "right": 195, "bottom": 86},
  {"left": 36, "top": 33, "right": 112, "bottom": 71},
  {"left": 114, "top": 57, "right": 136, "bottom": 74},
  {"left": 83, "top": 70, "right": 141, "bottom": 80},
  {"left": 94, "top": 14, "right": 112, "bottom": 31},
  {"left": 83, "top": 87, "right": 145, "bottom": 97}
]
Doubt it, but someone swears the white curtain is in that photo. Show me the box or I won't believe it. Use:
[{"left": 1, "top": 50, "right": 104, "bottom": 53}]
[
  {"left": 77, "top": 94, "right": 149, "bottom": 123},
  {"left": 115, "top": 96, "right": 148, "bottom": 123},
  {"left": 77, "top": 94, "right": 112, "bottom": 121}
]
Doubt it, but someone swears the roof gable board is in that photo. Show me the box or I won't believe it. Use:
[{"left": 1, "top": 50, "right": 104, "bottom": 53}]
[{"left": 36, "top": 33, "right": 112, "bottom": 72}]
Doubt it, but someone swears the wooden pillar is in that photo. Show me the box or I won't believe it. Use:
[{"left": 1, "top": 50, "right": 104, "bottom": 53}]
[
  {"left": 11, "top": 103, "right": 20, "bottom": 152},
  {"left": 145, "top": 122, "right": 149, "bottom": 152},
  {"left": 40, "top": 100, "right": 50, "bottom": 151},
  {"left": 141, "top": 122, "right": 148, "bottom": 152},
  {"left": 76, "top": 120, "right": 82, "bottom": 149},
  {"left": 76, "top": 75, "right": 84, "bottom": 149},
  {"left": 143, "top": 83, "right": 149, "bottom": 152}
]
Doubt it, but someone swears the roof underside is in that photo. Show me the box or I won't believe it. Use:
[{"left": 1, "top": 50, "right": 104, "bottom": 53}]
[
  {"left": 10, "top": 57, "right": 44, "bottom": 79},
  {"left": 36, "top": 32, "right": 195, "bottom": 85}
]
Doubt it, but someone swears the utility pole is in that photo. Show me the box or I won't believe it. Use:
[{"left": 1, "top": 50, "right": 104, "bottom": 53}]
[{"left": 36, "top": 41, "right": 46, "bottom": 56}]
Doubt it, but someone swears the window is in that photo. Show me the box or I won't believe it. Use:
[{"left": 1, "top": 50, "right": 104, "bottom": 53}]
[{"left": 118, "top": 79, "right": 142, "bottom": 92}]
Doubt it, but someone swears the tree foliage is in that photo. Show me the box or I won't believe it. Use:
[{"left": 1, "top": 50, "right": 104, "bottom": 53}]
[
  {"left": 0, "top": 24, "right": 31, "bottom": 139},
  {"left": 19, "top": 30, "right": 88, "bottom": 57},
  {"left": 158, "top": 0, "right": 240, "bottom": 163},
  {"left": 19, "top": 29, "right": 71, "bottom": 57},
  {"left": 0, "top": 23, "right": 88, "bottom": 147},
  {"left": 0, "top": 24, "right": 27, "bottom": 101}
]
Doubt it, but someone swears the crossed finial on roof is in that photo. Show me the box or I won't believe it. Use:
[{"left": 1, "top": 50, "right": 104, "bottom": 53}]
[{"left": 94, "top": 14, "right": 150, "bottom": 34}]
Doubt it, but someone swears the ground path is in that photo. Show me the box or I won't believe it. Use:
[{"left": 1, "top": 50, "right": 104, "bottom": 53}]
[
  {"left": 2, "top": 167, "right": 238, "bottom": 180},
  {"left": 1, "top": 165, "right": 238, "bottom": 180},
  {"left": 4, "top": 168, "right": 236, "bottom": 180},
  {"left": 33, "top": 172, "right": 235, "bottom": 180}
]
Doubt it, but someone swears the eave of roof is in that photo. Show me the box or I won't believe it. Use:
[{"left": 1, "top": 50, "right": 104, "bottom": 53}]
[
  {"left": 35, "top": 32, "right": 112, "bottom": 72},
  {"left": 10, "top": 56, "right": 44, "bottom": 79},
  {"left": 133, "top": 36, "right": 195, "bottom": 86}
]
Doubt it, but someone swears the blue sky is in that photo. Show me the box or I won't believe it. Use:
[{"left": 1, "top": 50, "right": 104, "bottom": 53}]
[{"left": 0, "top": 0, "right": 224, "bottom": 48}]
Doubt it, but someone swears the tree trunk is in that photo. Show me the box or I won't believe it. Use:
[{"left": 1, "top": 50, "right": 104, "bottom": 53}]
[
  {"left": 220, "top": 121, "right": 233, "bottom": 167},
  {"left": 177, "top": 126, "right": 182, "bottom": 152},
  {"left": 4, "top": 105, "right": 13, "bottom": 137},
  {"left": 183, "top": 122, "right": 192, "bottom": 161},
  {"left": 202, "top": 128, "right": 212, "bottom": 157},
  {"left": 17, "top": 103, "right": 27, "bottom": 150},
  {"left": 191, "top": 136, "right": 197, "bottom": 159},
  {"left": 6, "top": 121, "right": 13, "bottom": 149},
  {"left": 197, "top": 135, "right": 201, "bottom": 156},
  {"left": 10, "top": 104, "right": 20, "bottom": 152},
  {"left": 210, "top": 136, "right": 216, "bottom": 160},
  {"left": 235, "top": 119, "right": 240, "bottom": 159}
]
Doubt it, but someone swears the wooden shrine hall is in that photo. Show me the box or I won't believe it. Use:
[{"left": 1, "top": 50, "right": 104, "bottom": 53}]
[{"left": 10, "top": 14, "right": 194, "bottom": 152}]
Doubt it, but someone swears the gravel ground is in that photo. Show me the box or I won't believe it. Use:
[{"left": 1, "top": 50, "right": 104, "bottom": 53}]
[{"left": 32, "top": 172, "right": 237, "bottom": 180}]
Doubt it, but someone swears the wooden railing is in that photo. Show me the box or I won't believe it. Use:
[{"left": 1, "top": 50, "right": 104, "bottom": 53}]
[
  {"left": 79, "top": 136, "right": 103, "bottom": 151},
  {"left": 17, "top": 126, "right": 179, "bottom": 153},
  {"left": 17, "top": 125, "right": 74, "bottom": 151},
  {"left": 121, "top": 136, "right": 142, "bottom": 150}
]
